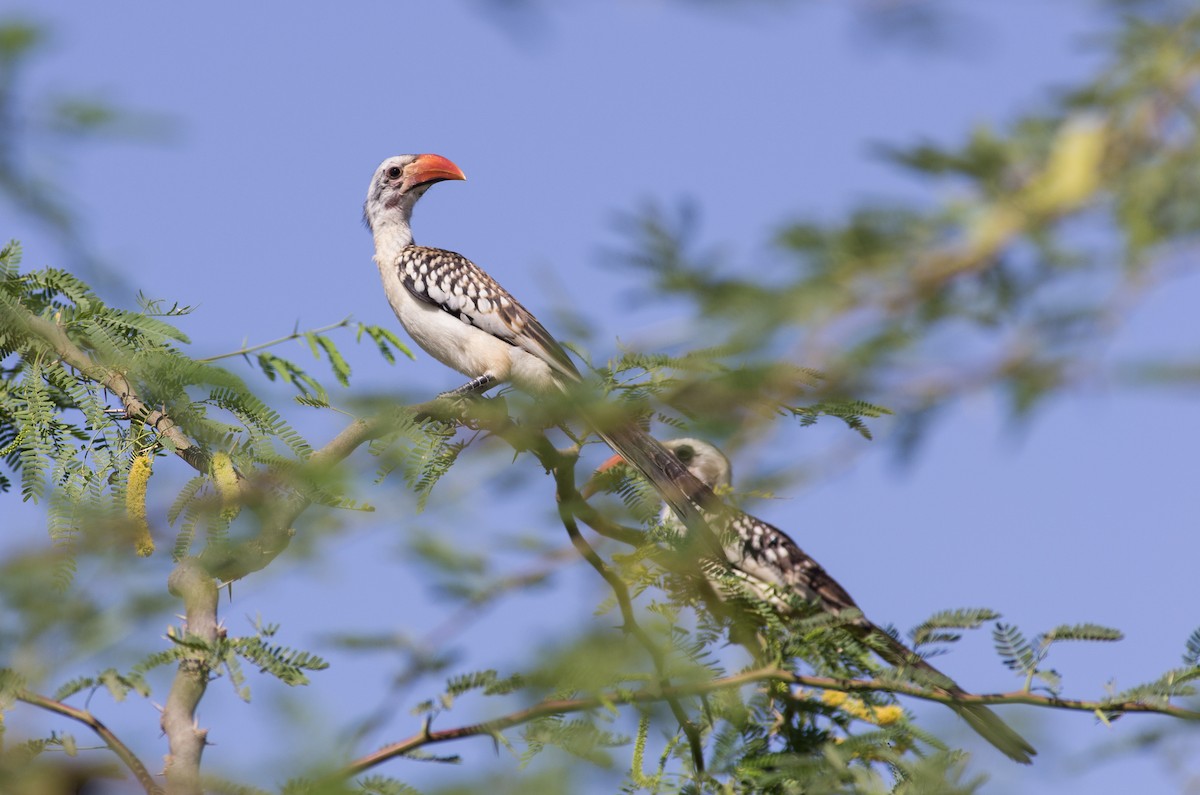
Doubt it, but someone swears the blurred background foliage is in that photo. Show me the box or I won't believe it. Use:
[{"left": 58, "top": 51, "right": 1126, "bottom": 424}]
[
  {"left": 2, "top": 1, "right": 1200, "bottom": 793},
  {"left": 608, "top": 6, "right": 1200, "bottom": 461},
  {"left": 0, "top": 20, "right": 169, "bottom": 284}
]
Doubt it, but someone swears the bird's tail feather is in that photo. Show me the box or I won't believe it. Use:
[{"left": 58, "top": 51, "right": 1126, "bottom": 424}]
[
  {"left": 590, "top": 423, "right": 718, "bottom": 544},
  {"left": 873, "top": 631, "right": 1035, "bottom": 764},
  {"left": 950, "top": 702, "right": 1036, "bottom": 764},
  {"left": 950, "top": 706, "right": 1036, "bottom": 768}
]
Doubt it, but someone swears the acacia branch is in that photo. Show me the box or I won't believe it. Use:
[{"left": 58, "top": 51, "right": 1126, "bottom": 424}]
[
  {"left": 12, "top": 309, "right": 1200, "bottom": 782},
  {"left": 196, "top": 410, "right": 399, "bottom": 582},
  {"left": 568, "top": 490, "right": 645, "bottom": 547},
  {"left": 17, "top": 690, "right": 162, "bottom": 795},
  {"left": 6, "top": 304, "right": 209, "bottom": 474},
  {"left": 8, "top": 302, "right": 643, "bottom": 578},
  {"left": 414, "top": 396, "right": 647, "bottom": 548},
  {"left": 339, "top": 666, "right": 1200, "bottom": 779},
  {"left": 7, "top": 305, "right": 698, "bottom": 785},
  {"left": 160, "top": 558, "right": 219, "bottom": 795},
  {"left": 551, "top": 454, "right": 707, "bottom": 775},
  {"left": 6, "top": 300, "right": 535, "bottom": 582}
]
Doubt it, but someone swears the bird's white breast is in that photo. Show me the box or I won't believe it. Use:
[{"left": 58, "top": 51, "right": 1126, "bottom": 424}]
[{"left": 377, "top": 256, "right": 559, "bottom": 393}]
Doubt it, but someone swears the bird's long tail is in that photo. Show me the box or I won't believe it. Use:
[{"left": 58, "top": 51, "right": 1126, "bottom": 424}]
[
  {"left": 872, "top": 629, "right": 1036, "bottom": 764},
  {"left": 949, "top": 701, "right": 1037, "bottom": 765}
]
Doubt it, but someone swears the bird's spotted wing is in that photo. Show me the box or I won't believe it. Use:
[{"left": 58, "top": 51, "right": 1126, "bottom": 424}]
[
  {"left": 728, "top": 511, "right": 860, "bottom": 615},
  {"left": 398, "top": 246, "right": 581, "bottom": 381}
]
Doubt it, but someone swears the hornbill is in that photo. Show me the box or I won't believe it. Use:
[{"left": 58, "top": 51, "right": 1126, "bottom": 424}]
[
  {"left": 590, "top": 437, "right": 1037, "bottom": 764},
  {"left": 363, "top": 154, "right": 708, "bottom": 529}
]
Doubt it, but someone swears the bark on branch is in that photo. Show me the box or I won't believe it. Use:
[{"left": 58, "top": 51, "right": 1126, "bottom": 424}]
[
  {"left": 552, "top": 454, "right": 707, "bottom": 775},
  {"left": 5, "top": 305, "right": 209, "bottom": 474},
  {"left": 339, "top": 666, "right": 1200, "bottom": 779},
  {"left": 16, "top": 690, "right": 162, "bottom": 794},
  {"left": 160, "top": 559, "right": 219, "bottom": 795}
]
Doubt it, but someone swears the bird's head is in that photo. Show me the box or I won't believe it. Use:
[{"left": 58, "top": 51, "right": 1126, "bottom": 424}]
[
  {"left": 584, "top": 437, "right": 733, "bottom": 499},
  {"left": 363, "top": 153, "right": 466, "bottom": 232}
]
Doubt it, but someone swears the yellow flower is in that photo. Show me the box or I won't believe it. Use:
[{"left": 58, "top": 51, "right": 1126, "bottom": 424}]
[
  {"left": 821, "top": 690, "right": 904, "bottom": 726},
  {"left": 868, "top": 705, "right": 904, "bottom": 726},
  {"left": 820, "top": 690, "right": 848, "bottom": 707}
]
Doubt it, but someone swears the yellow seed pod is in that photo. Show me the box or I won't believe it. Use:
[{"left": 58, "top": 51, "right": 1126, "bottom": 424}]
[
  {"left": 1022, "top": 116, "right": 1107, "bottom": 215},
  {"left": 209, "top": 451, "right": 241, "bottom": 521},
  {"left": 126, "top": 453, "right": 155, "bottom": 557},
  {"left": 820, "top": 690, "right": 848, "bottom": 708}
]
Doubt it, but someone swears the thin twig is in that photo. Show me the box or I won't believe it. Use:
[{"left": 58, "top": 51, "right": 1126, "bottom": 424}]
[
  {"left": 196, "top": 316, "right": 353, "bottom": 362},
  {"left": 17, "top": 690, "right": 163, "bottom": 794},
  {"left": 196, "top": 410, "right": 400, "bottom": 582},
  {"left": 346, "top": 546, "right": 581, "bottom": 744}
]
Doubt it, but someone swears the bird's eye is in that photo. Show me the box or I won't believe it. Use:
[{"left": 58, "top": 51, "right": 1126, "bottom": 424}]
[
  {"left": 674, "top": 445, "right": 694, "bottom": 464},
  {"left": 386, "top": 166, "right": 403, "bottom": 180}
]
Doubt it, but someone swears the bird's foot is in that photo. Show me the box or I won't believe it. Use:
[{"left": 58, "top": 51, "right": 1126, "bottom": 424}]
[
  {"left": 423, "top": 378, "right": 509, "bottom": 430},
  {"left": 439, "top": 374, "right": 496, "bottom": 398}
]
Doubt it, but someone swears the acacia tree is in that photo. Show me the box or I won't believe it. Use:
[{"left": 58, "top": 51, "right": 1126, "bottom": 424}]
[{"left": 3, "top": 6, "right": 1200, "bottom": 795}]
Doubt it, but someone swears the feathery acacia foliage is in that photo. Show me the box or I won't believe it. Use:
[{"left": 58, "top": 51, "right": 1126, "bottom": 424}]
[
  {"left": 606, "top": 13, "right": 1200, "bottom": 462},
  {"left": 4, "top": 6, "right": 1200, "bottom": 795}
]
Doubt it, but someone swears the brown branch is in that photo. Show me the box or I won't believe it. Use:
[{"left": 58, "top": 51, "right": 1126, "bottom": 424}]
[
  {"left": 11, "top": 301, "right": 633, "bottom": 578},
  {"left": 8, "top": 309, "right": 682, "bottom": 785},
  {"left": 7, "top": 305, "right": 209, "bottom": 474},
  {"left": 785, "top": 672, "right": 1200, "bottom": 721},
  {"left": 160, "top": 558, "right": 219, "bottom": 795},
  {"left": 338, "top": 666, "right": 1200, "bottom": 779},
  {"left": 16, "top": 690, "right": 162, "bottom": 794},
  {"left": 196, "top": 410, "right": 399, "bottom": 582},
  {"left": 9, "top": 312, "right": 417, "bottom": 783},
  {"left": 196, "top": 399, "right": 499, "bottom": 582},
  {"left": 569, "top": 492, "right": 645, "bottom": 547},
  {"left": 10, "top": 302, "right": 428, "bottom": 572},
  {"left": 551, "top": 454, "right": 707, "bottom": 775},
  {"left": 154, "top": 411, "right": 422, "bottom": 783},
  {"left": 337, "top": 667, "right": 777, "bottom": 779},
  {"left": 196, "top": 316, "right": 352, "bottom": 363}
]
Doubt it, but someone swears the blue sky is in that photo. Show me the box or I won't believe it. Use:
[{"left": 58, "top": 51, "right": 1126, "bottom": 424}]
[{"left": 6, "top": 2, "right": 1199, "bottom": 792}]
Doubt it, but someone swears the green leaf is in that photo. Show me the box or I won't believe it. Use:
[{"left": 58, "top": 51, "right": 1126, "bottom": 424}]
[
  {"left": 257, "top": 352, "right": 328, "bottom": 397},
  {"left": 53, "top": 676, "right": 96, "bottom": 702},
  {"left": 294, "top": 393, "right": 330, "bottom": 409},
  {"left": 356, "top": 777, "right": 425, "bottom": 795},
  {"left": 306, "top": 332, "right": 351, "bottom": 387},
  {"left": 992, "top": 623, "right": 1037, "bottom": 676},
  {"left": 445, "top": 670, "right": 499, "bottom": 698},
  {"left": 358, "top": 323, "right": 415, "bottom": 363},
  {"left": 910, "top": 608, "right": 1001, "bottom": 648},
  {"left": 167, "top": 475, "right": 207, "bottom": 526},
  {"left": 1041, "top": 623, "right": 1124, "bottom": 644},
  {"left": 1184, "top": 627, "right": 1200, "bottom": 667}
]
